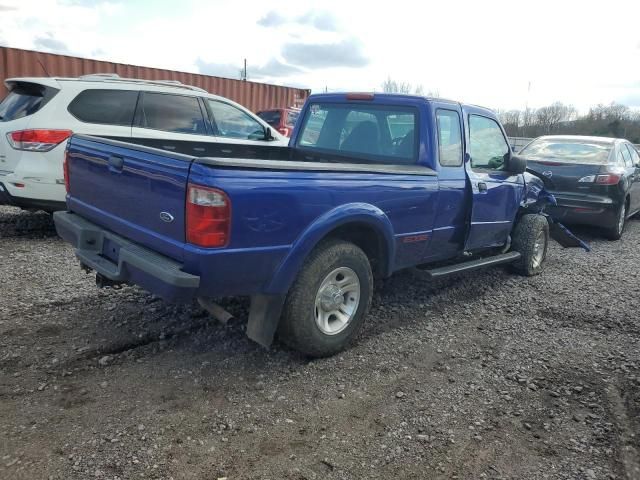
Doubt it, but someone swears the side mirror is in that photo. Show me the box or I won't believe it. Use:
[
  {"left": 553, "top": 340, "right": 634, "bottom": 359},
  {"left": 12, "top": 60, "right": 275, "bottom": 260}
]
[
  {"left": 264, "top": 126, "right": 275, "bottom": 141},
  {"left": 505, "top": 152, "right": 527, "bottom": 174}
]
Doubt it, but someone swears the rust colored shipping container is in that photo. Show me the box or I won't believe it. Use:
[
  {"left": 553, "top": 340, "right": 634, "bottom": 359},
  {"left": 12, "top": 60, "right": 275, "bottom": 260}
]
[{"left": 0, "top": 46, "right": 310, "bottom": 112}]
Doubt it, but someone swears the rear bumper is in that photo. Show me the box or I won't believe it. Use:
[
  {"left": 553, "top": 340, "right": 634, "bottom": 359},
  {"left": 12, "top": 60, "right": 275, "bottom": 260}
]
[
  {"left": 0, "top": 181, "right": 66, "bottom": 212},
  {"left": 546, "top": 193, "right": 619, "bottom": 228},
  {"left": 53, "top": 211, "right": 200, "bottom": 302}
]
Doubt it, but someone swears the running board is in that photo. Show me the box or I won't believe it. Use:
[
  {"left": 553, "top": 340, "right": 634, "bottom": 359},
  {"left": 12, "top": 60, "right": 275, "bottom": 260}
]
[{"left": 423, "top": 251, "right": 521, "bottom": 278}]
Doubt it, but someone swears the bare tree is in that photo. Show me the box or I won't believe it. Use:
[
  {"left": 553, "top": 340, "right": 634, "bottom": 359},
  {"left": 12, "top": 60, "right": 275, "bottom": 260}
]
[
  {"left": 535, "top": 102, "right": 576, "bottom": 134},
  {"left": 381, "top": 77, "right": 433, "bottom": 96}
]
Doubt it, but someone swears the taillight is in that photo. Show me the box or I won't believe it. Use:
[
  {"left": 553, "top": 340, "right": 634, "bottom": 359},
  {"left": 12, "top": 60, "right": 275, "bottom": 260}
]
[
  {"left": 186, "top": 184, "right": 231, "bottom": 248},
  {"left": 595, "top": 174, "right": 622, "bottom": 185},
  {"left": 7, "top": 129, "right": 73, "bottom": 152},
  {"left": 63, "top": 149, "right": 70, "bottom": 193},
  {"left": 278, "top": 127, "right": 290, "bottom": 137}
]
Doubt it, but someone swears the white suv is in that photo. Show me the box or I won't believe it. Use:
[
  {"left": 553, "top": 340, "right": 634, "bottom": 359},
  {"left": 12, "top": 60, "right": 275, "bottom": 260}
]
[{"left": 0, "top": 74, "right": 288, "bottom": 212}]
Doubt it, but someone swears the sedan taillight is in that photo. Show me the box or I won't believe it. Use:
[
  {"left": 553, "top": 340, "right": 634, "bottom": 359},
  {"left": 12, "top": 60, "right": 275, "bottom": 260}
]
[
  {"left": 186, "top": 184, "right": 231, "bottom": 248},
  {"left": 7, "top": 129, "right": 73, "bottom": 152},
  {"left": 595, "top": 174, "right": 622, "bottom": 185}
]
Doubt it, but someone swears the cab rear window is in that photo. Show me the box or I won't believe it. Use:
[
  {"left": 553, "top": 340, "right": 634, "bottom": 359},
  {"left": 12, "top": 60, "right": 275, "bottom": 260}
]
[
  {"left": 296, "top": 103, "right": 417, "bottom": 164},
  {"left": 0, "top": 83, "right": 55, "bottom": 122}
]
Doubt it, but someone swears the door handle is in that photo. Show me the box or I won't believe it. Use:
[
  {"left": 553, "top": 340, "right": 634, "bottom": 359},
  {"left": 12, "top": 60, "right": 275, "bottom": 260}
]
[
  {"left": 477, "top": 182, "right": 488, "bottom": 192},
  {"left": 108, "top": 155, "right": 124, "bottom": 172}
]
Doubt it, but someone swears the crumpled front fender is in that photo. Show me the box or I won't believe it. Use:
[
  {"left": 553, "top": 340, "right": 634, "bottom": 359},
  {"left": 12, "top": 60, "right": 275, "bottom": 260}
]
[{"left": 521, "top": 171, "right": 590, "bottom": 251}]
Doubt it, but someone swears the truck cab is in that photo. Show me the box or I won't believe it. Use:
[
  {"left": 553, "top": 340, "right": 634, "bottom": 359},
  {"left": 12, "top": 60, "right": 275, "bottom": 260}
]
[{"left": 289, "top": 94, "right": 526, "bottom": 262}]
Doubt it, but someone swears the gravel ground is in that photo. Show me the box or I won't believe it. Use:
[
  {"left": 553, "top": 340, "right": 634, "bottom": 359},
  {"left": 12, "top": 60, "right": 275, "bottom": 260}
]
[{"left": 1, "top": 204, "right": 639, "bottom": 480}]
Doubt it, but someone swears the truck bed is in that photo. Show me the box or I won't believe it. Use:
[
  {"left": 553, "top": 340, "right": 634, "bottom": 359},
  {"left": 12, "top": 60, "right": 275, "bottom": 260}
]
[{"left": 63, "top": 135, "right": 442, "bottom": 299}]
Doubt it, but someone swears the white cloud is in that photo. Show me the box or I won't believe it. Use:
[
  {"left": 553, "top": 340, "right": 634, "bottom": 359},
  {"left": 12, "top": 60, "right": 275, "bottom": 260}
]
[{"left": 0, "top": 0, "right": 639, "bottom": 112}]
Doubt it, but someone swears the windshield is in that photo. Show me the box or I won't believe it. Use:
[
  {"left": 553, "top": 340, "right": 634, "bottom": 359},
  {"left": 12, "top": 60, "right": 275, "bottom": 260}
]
[
  {"left": 520, "top": 138, "right": 612, "bottom": 164},
  {"left": 296, "top": 103, "right": 418, "bottom": 164}
]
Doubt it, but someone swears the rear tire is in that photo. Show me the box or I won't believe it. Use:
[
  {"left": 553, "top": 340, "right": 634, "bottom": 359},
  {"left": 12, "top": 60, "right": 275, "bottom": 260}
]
[
  {"left": 278, "top": 240, "right": 373, "bottom": 358},
  {"left": 510, "top": 214, "right": 549, "bottom": 276},
  {"left": 604, "top": 202, "right": 627, "bottom": 240}
]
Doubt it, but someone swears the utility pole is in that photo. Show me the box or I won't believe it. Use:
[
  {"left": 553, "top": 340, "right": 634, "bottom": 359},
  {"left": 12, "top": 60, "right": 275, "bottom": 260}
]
[{"left": 243, "top": 59, "right": 247, "bottom": 81}]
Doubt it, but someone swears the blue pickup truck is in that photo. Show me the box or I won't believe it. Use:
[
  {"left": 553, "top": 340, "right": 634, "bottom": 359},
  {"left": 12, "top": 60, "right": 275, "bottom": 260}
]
[{"left": 54, "top": 93, "right": 585, "bottom": 357}]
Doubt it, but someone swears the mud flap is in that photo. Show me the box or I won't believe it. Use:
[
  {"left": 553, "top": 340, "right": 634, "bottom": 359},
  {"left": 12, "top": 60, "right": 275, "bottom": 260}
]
[
  {"left": 246, "top": 294, "right": 286, "bottom": 348},
  {"left": 547, "top": 218, "right": 590, "bottom": 251}
]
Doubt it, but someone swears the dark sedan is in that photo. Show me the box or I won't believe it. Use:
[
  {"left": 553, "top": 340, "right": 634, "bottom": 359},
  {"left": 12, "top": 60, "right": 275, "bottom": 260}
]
[{"left": 519, "top": 135, "right": 640, "bottom": 239}]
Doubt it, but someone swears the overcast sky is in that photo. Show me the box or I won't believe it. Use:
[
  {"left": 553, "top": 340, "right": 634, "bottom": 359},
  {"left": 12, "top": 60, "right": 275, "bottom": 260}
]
[{"left": 1, "top": 0, "right": 639, "bottom": 112}]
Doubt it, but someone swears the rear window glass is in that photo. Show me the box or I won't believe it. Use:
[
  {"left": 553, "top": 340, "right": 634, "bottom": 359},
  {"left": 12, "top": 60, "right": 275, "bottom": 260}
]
[
  {"left": 68, "top": 89, "right": 138, "bottom": 126},
  {"left": 520, "top": 139, "right": 612, "bottom": 164},
  {"left": 139, "top": 93, "right": 206, "bottom": 135},
  {"left": 257, "top": 110, "right": 281, "bottom": 127},
  {"left": 296, "top": 103, "right": 418, "bottom": 164},
  {"left": 0, "top": 85, "right": 47, "bottom": 122}
]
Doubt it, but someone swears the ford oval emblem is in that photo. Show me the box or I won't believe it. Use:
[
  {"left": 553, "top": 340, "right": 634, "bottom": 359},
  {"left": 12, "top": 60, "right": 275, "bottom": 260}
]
[
  {"left": 159, "top": 212, "right": 175, "bottom": 223},
  {"left": 542, "top": 171, "right": 553, "bottom": 178}
]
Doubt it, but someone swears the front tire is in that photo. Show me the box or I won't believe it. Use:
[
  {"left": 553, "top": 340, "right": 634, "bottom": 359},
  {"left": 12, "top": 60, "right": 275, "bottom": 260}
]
[
  {"left": 278, "top": 240, "right": 373, "bottom": 358},
  {"left": 510, "top": 214, "right": 549, "bottom": 276}
]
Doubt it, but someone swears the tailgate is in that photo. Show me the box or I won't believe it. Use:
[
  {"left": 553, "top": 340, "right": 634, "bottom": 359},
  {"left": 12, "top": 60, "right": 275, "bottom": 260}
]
[{"left": 66, "top": 135, "right": 194, "bottom": 261}]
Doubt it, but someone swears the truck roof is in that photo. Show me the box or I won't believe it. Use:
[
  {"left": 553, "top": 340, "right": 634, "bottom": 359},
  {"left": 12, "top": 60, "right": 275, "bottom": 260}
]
[{"left": 307, "top": 92, "right": 496, "bottom": 117}]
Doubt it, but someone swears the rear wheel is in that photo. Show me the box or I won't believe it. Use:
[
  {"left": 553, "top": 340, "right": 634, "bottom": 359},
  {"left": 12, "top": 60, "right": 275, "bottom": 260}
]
[
  {"left": 278, "top": 240, "right": 373, "bottom": 358},
  {"left": 604, "top": 202, "right": 627, "bottom": 240},
  {"left": 510, "top": 214, "right": 549, "bottom": 276}
]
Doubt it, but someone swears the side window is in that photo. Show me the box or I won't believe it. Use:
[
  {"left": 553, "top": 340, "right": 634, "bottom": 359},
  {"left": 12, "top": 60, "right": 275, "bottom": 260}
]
[
  {"left": 627, "top": 144, "right": 640, "bottom": 166},
  {"left": 207, "top": 100, "right": 266, "bottom": 140},
  {"left": 436, "top": 109, "right": 463, "bottom": 166},
  {"left": 619, "top": 145, "right": 631, "bottom": 167},
  {"left": 68, "top": 89, "right": 138, "bottom": 126},
  {"left": 624, "top": 144, "right": 638, "bottom": 167},
  {"left": 139, "top": 93, "right": 206, "bottom": 134},
  {"left": 468, "top": 115, "right": 509, "bottom": 169}
]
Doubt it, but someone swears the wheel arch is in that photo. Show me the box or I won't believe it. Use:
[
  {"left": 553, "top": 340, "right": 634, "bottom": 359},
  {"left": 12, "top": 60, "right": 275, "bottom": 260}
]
[{"left": 264, "top": 203, "right": 395, "bottom": 295}]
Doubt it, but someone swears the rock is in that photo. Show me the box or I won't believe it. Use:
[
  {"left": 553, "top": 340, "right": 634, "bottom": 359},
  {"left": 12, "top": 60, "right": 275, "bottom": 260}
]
[
  {"left": 98, "top": 356, "right": 112, "bottom": 366},
  {"left": 396, "top": 391, "right": 405, "bottom": 399}
]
